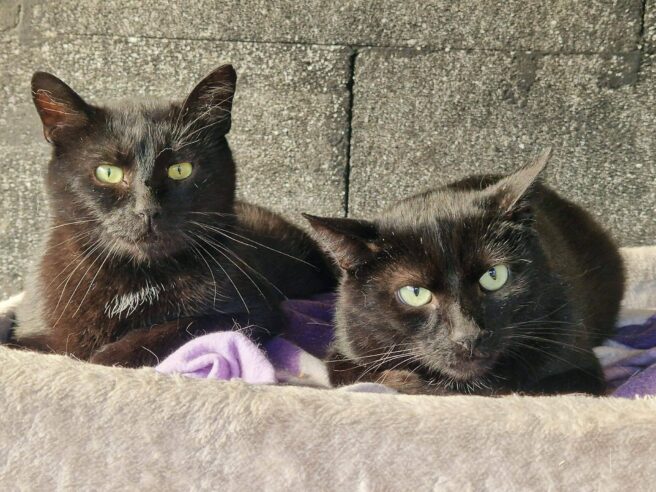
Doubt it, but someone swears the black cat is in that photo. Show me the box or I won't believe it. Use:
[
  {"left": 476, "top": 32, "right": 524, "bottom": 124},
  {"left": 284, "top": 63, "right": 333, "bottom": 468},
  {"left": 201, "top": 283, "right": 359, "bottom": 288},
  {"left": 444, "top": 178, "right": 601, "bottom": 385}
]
[
  {"left": 9, "top": 65, "right": 335, "bottom": 366},
  {"left": 306, "top": 149, "right": 624, "bottom": 395}
]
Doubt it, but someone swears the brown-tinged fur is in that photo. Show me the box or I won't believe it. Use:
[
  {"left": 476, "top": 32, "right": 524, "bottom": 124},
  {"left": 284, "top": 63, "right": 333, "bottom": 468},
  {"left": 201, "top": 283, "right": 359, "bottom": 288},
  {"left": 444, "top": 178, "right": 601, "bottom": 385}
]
[
  {"left": 9, "top": 66, "right": 335, "bottom": 366},
  {"left": 307, "top": 150, "right": 624, "bottom": 395}
]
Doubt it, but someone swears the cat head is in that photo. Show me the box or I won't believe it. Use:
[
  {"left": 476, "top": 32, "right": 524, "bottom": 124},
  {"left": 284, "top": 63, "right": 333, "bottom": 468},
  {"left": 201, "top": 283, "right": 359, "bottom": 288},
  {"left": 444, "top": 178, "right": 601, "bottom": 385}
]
[
  {"left": 32, "top": 64, "right": 238, "bottom": 262},
  {"left": 306, "top": 150, "right": 555, "bottom": 384}
]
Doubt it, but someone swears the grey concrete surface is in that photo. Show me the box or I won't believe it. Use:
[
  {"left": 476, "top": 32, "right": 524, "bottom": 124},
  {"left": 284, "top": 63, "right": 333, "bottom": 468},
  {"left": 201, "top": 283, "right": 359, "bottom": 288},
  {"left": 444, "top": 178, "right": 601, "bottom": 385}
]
[
  {"left": 0, "top": 36, "right": 351, "bottom": 297},
  {"left": 349, "top": 49, "right": 656, "bottom": 246},
  {"left": 0, "top": 0, "right": 21, "bottom": 35},
  {"left": 25, "top": 0, "right": 642, "bottom": 53},
  {"left": 647, "top": 0, "right": 656, "bottom": 51},
  {"left": 1, "top": 1, "right": 655, "bottom": 298}
]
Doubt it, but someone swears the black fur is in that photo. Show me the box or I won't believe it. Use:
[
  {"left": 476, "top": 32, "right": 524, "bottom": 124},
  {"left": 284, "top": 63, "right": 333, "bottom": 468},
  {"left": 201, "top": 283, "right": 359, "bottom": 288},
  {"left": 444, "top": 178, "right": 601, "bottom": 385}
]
[
  {"left": 307, "top": 150, "right": 624, "bottom": 395},
  {"left": 10, "top": 65, "right": 335, "bottom": 366}
]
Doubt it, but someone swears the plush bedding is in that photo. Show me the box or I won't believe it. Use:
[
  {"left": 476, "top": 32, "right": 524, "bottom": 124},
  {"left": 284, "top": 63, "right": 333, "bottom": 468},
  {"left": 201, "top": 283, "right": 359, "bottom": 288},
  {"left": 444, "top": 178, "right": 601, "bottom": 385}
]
[
  {"left": 0, "top": 246, "right": 655, "bottom": 489},
  {"left": 154, "top": 295, "right": 656, "bottom": 397}
]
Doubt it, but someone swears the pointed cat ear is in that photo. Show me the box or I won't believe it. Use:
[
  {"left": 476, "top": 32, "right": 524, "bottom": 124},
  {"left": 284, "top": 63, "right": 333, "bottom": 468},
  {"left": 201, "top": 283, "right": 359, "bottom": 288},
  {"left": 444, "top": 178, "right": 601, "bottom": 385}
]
[
  {"left": 32, "top": 72, "right": 91, "bottom": 144},
  {"left": 181, "top": 64, "right": 237, "bottom": 134},
  {"left": 486, "top": 147, "right": 552, "bottom": 219},
  {"left": 303, "top": 214, "right": 380, "bottom": 272}
]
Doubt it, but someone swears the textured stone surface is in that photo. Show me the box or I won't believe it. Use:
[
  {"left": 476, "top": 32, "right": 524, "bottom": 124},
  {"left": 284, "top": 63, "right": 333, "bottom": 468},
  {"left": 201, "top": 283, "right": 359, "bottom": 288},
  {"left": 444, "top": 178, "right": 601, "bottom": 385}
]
[
  {"left": 2, "top": 1, "right": 655, "bottom": 300},
  {"left": 0, "top": 0, "right": 21, "bottom": 34},
  {"left": 349, "top": 48, "right": 656, "bottom": 246},
  {"left": 0, "top": 37, "right": 351, "bottom": 297},
  {"left": 647, "top": 0, "right": 656, "bottom": 51},
  {"left": 25, "top": 0, "right": 642, "bottom": 52}
]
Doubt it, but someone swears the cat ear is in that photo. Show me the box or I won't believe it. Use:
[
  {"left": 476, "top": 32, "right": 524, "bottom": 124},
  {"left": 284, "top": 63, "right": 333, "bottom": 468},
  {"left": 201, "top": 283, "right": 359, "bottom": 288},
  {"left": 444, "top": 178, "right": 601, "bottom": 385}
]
[
  {"left": 486, "top": 147, "right": 552, "bottom": 219},
  {"left": 180, "top": 64, "right": 237, "bottom": 134},
  {"left": 32, "top": 72, "right": 91, "bottom": 144},
  {"left": 303, "top": 214, "right": 380, "bottom": 272}
]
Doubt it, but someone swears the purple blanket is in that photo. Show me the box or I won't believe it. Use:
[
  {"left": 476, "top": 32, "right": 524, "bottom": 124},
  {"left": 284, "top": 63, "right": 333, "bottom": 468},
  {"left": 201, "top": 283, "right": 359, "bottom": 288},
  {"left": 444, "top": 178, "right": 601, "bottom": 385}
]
[
  {"left": 595, "top": 311, "right": 656, "bottom": 398},
  {"left": 156, "top": 295, "right": 656, "bottom": 398},
  {"left": 157, "top": 294, "right": 336, "bottom": 389}
]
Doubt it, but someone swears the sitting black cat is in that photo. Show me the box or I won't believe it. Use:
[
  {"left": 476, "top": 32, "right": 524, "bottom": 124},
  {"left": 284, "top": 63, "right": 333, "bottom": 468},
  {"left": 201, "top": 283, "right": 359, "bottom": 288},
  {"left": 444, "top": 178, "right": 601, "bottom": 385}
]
[
  {"left": 306, "top": 149, "right": 624, "bottom": 395},
  {"left": 9, "top": 65, "right": 335, "bottom": 366}
]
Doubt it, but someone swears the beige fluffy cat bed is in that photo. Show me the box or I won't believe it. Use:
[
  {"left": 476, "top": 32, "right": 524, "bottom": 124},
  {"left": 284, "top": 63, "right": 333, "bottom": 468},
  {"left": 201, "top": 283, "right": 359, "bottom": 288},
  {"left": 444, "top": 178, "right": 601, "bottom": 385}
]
[{"left": 1, "top": 246, "right": 655, "bottom": 489}]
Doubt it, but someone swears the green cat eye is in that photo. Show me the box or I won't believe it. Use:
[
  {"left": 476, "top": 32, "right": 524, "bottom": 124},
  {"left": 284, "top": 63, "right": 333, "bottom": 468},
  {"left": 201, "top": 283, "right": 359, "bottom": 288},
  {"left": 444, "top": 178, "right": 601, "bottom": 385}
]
[
  {"left": 168, "top": 162, "right": 193, "bottom": 180},
  {"left": 397, "top": 286, "right": 433, "bottom": 307},
  {"left": 95, "top": 164, "right": 124, "bottom": 184},
  {"left": 479, "top": 264, "right": 509, "bottom": 292}
]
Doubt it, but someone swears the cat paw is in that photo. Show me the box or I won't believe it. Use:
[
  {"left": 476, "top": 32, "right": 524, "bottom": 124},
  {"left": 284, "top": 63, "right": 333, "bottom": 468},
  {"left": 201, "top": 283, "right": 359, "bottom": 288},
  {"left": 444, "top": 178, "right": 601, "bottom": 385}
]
[
  {"left": 0, "top": 314, "right": 13, "bottom": 343},
  {"left": 0, "top": 292, "right": 23, "bottom": 343},
  {"left": 376, "top": 369, "right": 455, "bottom": 395},
  {"left": 90, "top": 340, "right": 154, "bottom": 368},
  {"left": 89, "top": 342, "right": 127, "bottom": 366},
  {"left": 376, "top": 370, "right": 429, "bottom": 394}
]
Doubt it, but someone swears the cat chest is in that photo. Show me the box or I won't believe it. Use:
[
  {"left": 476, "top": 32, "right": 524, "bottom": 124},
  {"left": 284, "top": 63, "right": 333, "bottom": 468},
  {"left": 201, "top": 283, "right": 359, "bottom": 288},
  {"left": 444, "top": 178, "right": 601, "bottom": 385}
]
[
  {"left": 45, "top": 276, "right": 190, "bottom": 335},
  {"left": 104, "top": 281, "right": 167, "bottom": 320},
  {"left": 102, "top": 275, "right": 225, "bottom": 324}
]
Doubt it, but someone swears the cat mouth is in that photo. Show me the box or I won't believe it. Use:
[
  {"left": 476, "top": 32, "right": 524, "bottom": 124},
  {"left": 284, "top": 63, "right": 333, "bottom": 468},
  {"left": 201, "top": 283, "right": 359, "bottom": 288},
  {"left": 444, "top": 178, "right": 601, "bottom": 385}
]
[
  {"left": 417, "top": 351, "right": 499, "bottom": 382},
  {"left": 442, "top": 352, "right": 498, "bottom": 380},
  {"left": 113, "top": 234, "right": 179, "bottom": 260}
]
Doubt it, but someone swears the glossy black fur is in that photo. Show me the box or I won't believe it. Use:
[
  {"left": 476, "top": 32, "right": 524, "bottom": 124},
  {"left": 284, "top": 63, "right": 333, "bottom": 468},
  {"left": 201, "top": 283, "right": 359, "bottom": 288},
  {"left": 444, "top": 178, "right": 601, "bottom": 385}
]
[
  {"left": 307, "top": 151, "right": 624, "bottom": 395},
  {"left": 10, "top": 66, "right": 335, "bottom": 366}
]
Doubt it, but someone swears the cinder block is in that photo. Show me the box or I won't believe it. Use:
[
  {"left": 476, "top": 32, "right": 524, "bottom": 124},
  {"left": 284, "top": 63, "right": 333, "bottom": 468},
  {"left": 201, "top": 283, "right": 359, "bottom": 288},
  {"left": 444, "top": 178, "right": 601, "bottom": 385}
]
[
  {"left": 0, "top": 0, "right": 21, "bottom": 35},
  {"left": 24, "top": 0, "right": 642, "bottom": 52},
  {"left": 0, "top": 37, "right": 351, "bottom": 297},
  {"left": 349, "top": 48, "right": 655, "bottom": 246},
  {"left": 646, "top": 0, "right": 656, "bottom": 51}
]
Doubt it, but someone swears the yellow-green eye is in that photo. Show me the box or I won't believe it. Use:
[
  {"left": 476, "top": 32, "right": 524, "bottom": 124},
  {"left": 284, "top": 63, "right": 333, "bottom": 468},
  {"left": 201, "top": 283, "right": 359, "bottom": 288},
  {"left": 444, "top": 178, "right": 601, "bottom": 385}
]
[
  {"left": 479, "top": 264, "right": 509, "bottom": 292},
  {"left": 168, "top": 162, "right": 193, "bottom": 180},
  {"left": 397, "top": 286, "right": 433, "bottom": 307},
  {"left": 95, "top": 164, "right": 124, "bottom": 184}
]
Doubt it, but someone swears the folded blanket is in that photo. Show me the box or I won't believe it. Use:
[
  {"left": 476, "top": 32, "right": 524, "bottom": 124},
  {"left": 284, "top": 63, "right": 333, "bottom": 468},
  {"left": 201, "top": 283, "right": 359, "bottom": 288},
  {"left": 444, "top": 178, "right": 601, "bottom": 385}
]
[
  {"left": 3, "top": 247, "right": 656, "bottom": 490},
  {"left": 156, "top": 295, "right": 335, "bottom": 389},
  {"left": 155, "top": 294, "right": 656, "bottom": 397},
  {"left": 4, "top": 246, "right": 656, "bottom": 396},
  {"left": 596, "top": 312, "right": 656, "bottom": 397}
]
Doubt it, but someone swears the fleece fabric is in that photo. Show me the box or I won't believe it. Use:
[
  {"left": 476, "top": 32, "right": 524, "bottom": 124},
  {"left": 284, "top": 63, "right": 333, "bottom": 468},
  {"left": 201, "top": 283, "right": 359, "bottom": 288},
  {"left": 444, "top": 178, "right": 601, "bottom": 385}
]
[{"left": 0, "top": 246, "right": 654, "bottom": 490}]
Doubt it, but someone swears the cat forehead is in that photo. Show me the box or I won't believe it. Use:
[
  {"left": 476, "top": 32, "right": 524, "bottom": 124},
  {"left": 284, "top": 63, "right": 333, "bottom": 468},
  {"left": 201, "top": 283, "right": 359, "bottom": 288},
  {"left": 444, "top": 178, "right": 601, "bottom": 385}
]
[
  {"left": 376, "top": 194, "right": 518, "bottom": 266},
  {"left": 377, "top": 227, "right": 513, "bottom": 286},
  {"left": 379, "top": 189, "right": 485, "bottom": 228},
  {"left": 380, "top": 220, "right": 504, "bottom": 256},
  {"left": 106, "top": 101, "right": 177, "bottom": 144}
]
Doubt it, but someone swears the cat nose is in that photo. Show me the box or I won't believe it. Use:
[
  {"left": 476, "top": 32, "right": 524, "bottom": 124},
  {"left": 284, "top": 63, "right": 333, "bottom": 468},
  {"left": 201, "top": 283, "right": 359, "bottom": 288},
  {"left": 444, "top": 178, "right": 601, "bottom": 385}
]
[
  {"left": 138, "top": 210, "right": 161, "bottom": 232},
  {"left": 453, "top": 338, "right": 480, "bottom": 353},
  {"left": 451, "top": 330, "right": 491, "bottom": 358}
]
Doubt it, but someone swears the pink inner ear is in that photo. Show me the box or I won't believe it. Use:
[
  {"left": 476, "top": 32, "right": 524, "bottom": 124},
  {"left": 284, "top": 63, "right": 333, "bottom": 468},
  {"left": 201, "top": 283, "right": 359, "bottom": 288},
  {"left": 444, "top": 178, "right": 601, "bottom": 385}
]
[
  {"left": 35, "top": 90, "right": 73, "bottom": 126},
  {"left": 34, "top": 90, "right": 86, "bottom": 142},
  {"left": 497, "top": 183, "right": 522, "bottom": 211}
]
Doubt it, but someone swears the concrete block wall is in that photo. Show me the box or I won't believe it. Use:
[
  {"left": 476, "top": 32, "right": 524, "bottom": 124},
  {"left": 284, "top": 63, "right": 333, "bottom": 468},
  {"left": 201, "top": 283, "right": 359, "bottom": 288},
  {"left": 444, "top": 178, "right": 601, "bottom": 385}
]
[{"left": 0, "top": 1, "right": 655, "bottom": 298}]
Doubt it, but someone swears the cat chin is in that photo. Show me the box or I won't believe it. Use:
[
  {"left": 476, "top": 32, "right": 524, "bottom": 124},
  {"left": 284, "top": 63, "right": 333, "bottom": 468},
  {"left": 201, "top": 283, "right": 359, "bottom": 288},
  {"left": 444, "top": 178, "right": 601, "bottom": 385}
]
[
  {"left": 422, "top": 355, "right": 498, "bottom": 382},
  {"left": 439, "top": 364, "right": 490, "bottom": 382},
  {"left": 112, "top": 238, "right": 182, "bottom": 263}
]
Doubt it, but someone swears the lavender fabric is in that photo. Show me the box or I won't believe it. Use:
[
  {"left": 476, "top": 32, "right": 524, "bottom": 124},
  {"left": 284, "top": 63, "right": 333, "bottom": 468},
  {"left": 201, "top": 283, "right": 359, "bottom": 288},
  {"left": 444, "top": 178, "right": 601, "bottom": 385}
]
[
  {"left": 156, "top": 294, "right": 337, "bottom": 388},
  {"left": 598, "top": 314, "right": 656, "bottom": 398},
  {"left": 156, "top": 294, "right": 656, "bottom": 398},
  {"left": 155, "top": 331, "right": 276, "bottom": 384}
]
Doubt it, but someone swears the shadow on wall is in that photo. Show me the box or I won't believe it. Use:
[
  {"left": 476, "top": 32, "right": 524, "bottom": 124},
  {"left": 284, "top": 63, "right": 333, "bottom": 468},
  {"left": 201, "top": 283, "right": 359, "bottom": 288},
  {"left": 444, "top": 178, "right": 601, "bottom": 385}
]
[{"left": 0, "top": 1, "right": 655, "bottom": 297}]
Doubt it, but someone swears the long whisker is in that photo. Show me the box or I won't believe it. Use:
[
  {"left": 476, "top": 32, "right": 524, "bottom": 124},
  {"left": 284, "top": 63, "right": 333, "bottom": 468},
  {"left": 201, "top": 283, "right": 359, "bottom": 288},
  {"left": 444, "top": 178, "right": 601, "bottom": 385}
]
[
  {"left": 72, "top": 240, "right": 118, "bottom": 317},
  {"left": 53, "top": 239, "right": 105, "bottom": 326},
  {"left": 190, "top": 220, "right": 314, "bottom": 267},
  {"left": 194, "top": 232, "right": 285, "bottom": 299},
  {"left": 190, "top": 235, "right": 250, "bottom": 314},
  {"left": 187, "top": 240, "right": 218, "bottom": 308},
  {"left": 44, "top": 218, "right": 99, "bottom": 231},
  {"left": 509, "top": 341, "right": 599, "bottom": 377},
  {"left": 505, "top": 334, "right": 592, "bottom": 355},
  {"left": 192, "top": 232, "right": 268, "bottom": 303},
  {"left": 53, "top": 239, "right": 102, "bottom": 311}
]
